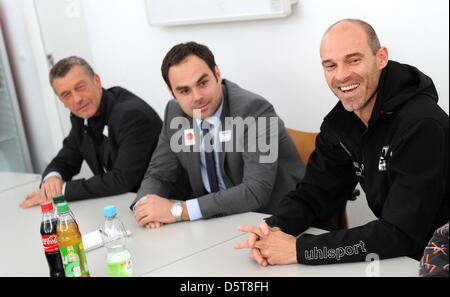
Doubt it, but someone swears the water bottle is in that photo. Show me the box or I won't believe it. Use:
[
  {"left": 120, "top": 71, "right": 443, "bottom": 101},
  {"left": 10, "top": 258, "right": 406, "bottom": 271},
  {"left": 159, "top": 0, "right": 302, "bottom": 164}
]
[{"left": 101, "top": 205, "right": 134, "bottom": 277}]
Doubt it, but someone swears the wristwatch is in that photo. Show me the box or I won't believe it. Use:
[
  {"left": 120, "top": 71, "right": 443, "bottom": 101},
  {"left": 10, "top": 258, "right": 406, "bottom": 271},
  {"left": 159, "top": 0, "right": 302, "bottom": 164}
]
[{"left": 170, "top": 201, "right": 183, "bottom": 222}]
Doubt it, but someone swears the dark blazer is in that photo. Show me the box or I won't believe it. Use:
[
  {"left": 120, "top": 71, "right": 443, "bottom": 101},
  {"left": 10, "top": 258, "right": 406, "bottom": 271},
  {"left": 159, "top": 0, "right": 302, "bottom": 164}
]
[
  {"left": 131, "top": 79, "right": 305, "bottom": 218},
  {"left": 43, "top": 86, "right": 162, "bottom": 201}
]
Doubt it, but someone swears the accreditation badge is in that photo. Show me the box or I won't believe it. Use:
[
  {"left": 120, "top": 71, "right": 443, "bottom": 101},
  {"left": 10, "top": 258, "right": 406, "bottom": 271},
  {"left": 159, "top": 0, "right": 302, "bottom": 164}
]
[{"left": 184, "top": 129, "right": 195, "bottom": 146}]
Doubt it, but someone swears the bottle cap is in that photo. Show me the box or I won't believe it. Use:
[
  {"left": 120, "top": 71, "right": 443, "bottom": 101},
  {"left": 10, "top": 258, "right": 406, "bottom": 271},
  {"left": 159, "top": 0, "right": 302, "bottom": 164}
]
[
  {"left": 53, "top": 194, "right": 65, "bottom": 205},
  {"left": 56, "top": 202, "right": 70, "bottom": 214},
  {"left": 103, "top": 205, "right": 116, "bottom": 217},
  {"left": 40, "top": 201, "right": 54, "bottom": 212}
]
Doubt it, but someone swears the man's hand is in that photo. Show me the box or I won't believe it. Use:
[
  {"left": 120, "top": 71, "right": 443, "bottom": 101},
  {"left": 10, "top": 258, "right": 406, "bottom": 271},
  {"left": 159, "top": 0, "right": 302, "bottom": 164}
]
[
  {"left": 234, "top": 222, "right": 296, "bottom": 266},
  {"left": 41, "top": 176, "right": 64, "bottom": 201},
  {"left": 144, "top": 221, "right": 165, "bottom": 229},
  {"left": 234, "top": 222, "right": 270, "bottom": 266},
  {"left": 134, "top": 194, "right": 177, "bottom": 228},
  {"left": 235, "top": 230, "right": 268, "bottom": 266},
  {"left": 20, "top": 176, "right": 64, "bottom": 209},
  {"left": 253, "top": 228, "right": 298, "bottom": 265},
  {"left": 20, "top": 190, "right": 48, "bottom": 208}
]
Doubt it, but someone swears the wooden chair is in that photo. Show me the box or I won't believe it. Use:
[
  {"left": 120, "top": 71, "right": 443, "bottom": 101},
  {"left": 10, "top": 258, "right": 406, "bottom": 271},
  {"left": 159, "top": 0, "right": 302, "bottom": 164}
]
[
  {"left": 286, "top": 128, "right": 349, "bottom": 229},
  {"left": 286, "top": 128, "right": 318, "bottom": 165}
]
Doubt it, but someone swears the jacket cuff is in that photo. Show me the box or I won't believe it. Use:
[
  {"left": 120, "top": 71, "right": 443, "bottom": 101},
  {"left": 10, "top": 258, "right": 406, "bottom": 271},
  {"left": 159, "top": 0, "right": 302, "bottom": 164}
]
[{"left": 296, "top": 233, "right": 310, "bottom": 264}]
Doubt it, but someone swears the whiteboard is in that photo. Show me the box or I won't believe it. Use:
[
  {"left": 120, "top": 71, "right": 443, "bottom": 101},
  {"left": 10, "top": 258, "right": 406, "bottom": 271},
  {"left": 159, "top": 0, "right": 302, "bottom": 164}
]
[{"left": 145, "top": 0, "right": 298, "bottom": 26}]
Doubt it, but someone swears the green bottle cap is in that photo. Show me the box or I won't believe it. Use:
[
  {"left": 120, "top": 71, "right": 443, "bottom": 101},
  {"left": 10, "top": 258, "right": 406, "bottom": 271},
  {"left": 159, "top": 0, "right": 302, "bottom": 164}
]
[
  {"left": 53, "top": 195, "right": 65, "bottom": 204},
  {"left": 56, "top": 202, "right": 70, "bottom": 214}
]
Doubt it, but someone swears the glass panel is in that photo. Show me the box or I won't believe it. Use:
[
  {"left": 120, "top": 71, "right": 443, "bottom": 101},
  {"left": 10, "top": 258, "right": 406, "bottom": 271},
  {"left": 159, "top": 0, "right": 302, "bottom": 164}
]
[{"left": 0, "top": 30, "right": 31, "bottom": 172}]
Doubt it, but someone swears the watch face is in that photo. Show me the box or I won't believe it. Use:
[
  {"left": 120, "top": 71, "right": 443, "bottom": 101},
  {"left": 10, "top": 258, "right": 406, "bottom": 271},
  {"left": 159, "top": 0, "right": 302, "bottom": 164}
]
[
  {"left": 175, "top": 204, "right": 182, "bottom": 216},
  {"left": 171, "top": 203, "right": 182, "bottom": 220}
]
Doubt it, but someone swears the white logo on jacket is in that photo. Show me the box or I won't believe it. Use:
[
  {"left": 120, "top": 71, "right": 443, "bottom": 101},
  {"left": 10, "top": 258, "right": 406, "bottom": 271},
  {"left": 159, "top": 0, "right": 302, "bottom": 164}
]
[
  {"left": 378, "top": 146, "right": 390, "bottom": 171},
  {"left": 102, "top": 125, "right": 109, "bottom": 137}
]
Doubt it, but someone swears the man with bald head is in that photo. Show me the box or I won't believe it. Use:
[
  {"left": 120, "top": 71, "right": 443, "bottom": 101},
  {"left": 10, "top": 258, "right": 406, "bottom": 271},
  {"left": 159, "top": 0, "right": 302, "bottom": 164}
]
[{"left": 235, "top": 19, "right": 449, "bottom": 266}]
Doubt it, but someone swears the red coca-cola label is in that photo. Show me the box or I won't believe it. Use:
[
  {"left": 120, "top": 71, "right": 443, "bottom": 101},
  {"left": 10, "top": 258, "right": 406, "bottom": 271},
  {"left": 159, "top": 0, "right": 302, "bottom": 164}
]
[{"left": 41, "top": 233, "right": 59, "bottom": 253}]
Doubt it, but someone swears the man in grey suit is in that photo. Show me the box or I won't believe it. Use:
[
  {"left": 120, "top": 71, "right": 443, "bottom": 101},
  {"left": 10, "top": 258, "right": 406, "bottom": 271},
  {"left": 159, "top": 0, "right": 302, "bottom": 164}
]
[{"left": 131, "top": 42, "right": 305, "bottom": 228}]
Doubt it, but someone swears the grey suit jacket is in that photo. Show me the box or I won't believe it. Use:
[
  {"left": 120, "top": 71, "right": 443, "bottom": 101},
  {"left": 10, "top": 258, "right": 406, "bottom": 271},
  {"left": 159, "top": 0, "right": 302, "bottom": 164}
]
[{"left": 131, "top": 79, "right": 305, "bottom": 218}]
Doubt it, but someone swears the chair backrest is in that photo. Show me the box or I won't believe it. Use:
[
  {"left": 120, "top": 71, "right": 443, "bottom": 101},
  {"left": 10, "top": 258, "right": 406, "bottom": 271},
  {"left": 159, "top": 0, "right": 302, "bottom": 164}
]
[
  {"left": 286, "top": 128, "right": 349, "bottom": 230},
  {"left": 286, "top": 128, "right": 318, "bottom": 164}
]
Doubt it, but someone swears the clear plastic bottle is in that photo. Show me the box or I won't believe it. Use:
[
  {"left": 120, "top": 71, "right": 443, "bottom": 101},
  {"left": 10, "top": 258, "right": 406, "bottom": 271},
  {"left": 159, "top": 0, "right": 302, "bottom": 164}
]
[
  {"left": 102, "top": 205, "right": 134, "bottom": 277},
  {"left": 56, "top": 202, "right": 90, "bottom": 277}
]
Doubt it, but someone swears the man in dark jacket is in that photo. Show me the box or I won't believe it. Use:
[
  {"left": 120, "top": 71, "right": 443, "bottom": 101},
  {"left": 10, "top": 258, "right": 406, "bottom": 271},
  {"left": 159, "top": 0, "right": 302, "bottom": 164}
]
[
  {"left": 235, "top": 19, "right": 449, "bottom": 266},
  {"left": 20, "top": 56, "right": 162, "bottom": 207}
]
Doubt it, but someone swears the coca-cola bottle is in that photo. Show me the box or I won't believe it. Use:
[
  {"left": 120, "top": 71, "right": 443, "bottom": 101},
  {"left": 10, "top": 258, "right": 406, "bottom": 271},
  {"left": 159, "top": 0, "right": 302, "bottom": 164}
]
[{"left": 40, "top": 201, "right": 65, "bottom": 277}]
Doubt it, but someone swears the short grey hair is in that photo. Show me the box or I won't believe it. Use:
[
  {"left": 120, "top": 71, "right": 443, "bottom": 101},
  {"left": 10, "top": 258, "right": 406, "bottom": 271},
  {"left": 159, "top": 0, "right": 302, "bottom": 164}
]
[
  {"left": 49, "top": 56, "right": 95, "bottom": 85},
  {"left": 325, "top": 19, "right": 381, "bottom": 55}
]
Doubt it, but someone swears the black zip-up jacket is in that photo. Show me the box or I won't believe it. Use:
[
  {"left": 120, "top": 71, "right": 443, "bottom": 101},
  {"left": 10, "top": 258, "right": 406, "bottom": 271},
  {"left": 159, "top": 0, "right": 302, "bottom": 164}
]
[{"left": 266, "top": 60, "right": 449, "bottom": 265}]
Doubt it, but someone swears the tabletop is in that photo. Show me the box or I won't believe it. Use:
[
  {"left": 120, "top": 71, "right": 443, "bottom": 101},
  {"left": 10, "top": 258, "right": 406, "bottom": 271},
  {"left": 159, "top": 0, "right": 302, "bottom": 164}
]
[
  {"left": 0, "top": 172, "right": 420, "bottom": 277},
  {"left": 0, "top": 176, "right": 269, "bottom": 276},
  {"left": 0, "top": 171, "right": 40, "bottom": 192},
  {"left": 144, "top": 233, "right": 420, "bottom": 277}
]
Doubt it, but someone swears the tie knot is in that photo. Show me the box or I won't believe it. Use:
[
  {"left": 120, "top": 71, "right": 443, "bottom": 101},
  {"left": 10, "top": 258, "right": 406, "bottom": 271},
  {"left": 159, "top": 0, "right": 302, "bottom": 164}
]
[{"left": 201, "top": 120, "right": 213, "bottom": 135}]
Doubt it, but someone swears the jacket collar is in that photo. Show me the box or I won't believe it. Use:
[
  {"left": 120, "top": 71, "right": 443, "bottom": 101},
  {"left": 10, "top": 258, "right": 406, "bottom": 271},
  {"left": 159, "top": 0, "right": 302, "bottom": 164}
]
[{"left": 321, "top": 60, "right": 416, "bottom": 140}]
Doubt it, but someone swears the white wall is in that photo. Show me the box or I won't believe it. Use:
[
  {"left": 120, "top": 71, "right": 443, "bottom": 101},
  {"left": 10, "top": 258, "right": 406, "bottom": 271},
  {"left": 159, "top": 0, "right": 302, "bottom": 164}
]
[
  {"left": 81, "top": 0, "right": 449, "bottom": 133},
  {"left": 79, "top": 0, "right": 449, "bottom": 228}
]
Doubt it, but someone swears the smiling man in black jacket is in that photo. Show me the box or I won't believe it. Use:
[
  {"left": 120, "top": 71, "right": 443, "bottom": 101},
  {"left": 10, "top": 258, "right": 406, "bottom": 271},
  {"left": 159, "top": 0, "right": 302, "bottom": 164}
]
[
  {"left": 20, "top": 56, "right": 162, "bottom": 207},
  {"left": 235, "top": 19, "right": 449, "bottom": 266}
]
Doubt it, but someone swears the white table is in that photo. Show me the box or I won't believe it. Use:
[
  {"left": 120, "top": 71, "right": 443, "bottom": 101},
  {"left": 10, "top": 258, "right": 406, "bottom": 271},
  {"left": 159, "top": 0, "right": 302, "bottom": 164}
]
[
  {"left": 0, "top": 171, "right": 40, "bottom": 192},
  {"left": 0, "top": 172, "right": 420, "bottom": 277},
  {"left": 0, "top": 177, "right": 269, "bottom": 276},
  {"left": 85, "top": 204, "right": 269, "bottom": 277},
  {"left": 144, "top": 233, "right": 420, "bottom": 277}
]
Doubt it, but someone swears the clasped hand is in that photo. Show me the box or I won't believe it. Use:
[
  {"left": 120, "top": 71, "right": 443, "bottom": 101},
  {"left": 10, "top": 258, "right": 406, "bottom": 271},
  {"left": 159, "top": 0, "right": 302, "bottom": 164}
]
[
  {"left": 233, "top": 221, "right": 298, "bottom": 266},
  {"left": 134, "top": 194, "right": 176, "bottom": 229}
]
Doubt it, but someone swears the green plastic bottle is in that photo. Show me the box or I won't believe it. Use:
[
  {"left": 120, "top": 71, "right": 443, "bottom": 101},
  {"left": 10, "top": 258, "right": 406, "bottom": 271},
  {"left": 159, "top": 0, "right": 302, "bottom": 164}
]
[{"left": 56, "top": 202, "right": 90, "bottom": 277}]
